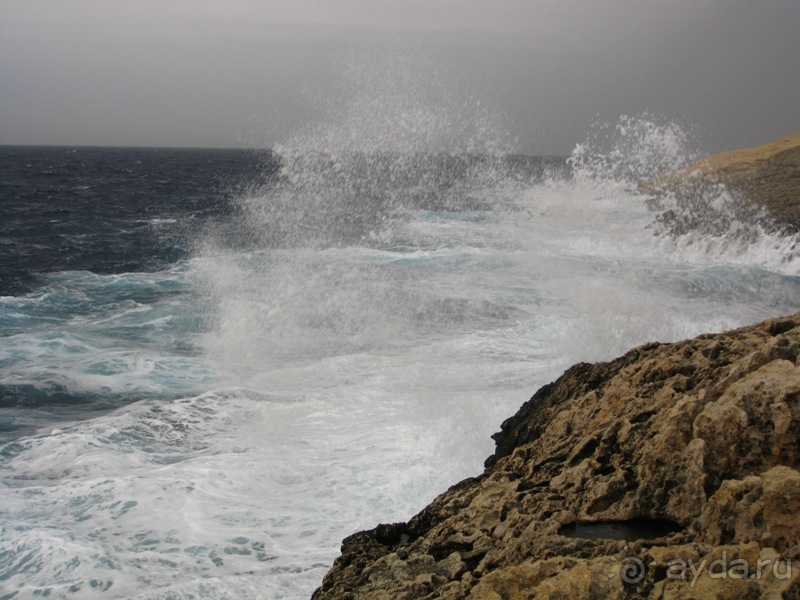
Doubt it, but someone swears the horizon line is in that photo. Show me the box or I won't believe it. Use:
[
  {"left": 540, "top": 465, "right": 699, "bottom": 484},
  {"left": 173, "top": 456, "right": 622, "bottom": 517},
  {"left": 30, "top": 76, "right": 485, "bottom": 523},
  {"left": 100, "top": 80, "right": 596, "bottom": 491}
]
[{"left": 0, "top": 143, "right": 565, "bottom": 158}]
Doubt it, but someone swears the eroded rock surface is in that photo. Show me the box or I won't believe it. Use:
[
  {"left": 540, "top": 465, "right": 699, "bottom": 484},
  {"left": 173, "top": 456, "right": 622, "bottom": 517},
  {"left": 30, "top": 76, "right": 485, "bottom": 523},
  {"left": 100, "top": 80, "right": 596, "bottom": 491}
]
[{"left": 314, "top": 314, "right": 800, "bottom": 598}]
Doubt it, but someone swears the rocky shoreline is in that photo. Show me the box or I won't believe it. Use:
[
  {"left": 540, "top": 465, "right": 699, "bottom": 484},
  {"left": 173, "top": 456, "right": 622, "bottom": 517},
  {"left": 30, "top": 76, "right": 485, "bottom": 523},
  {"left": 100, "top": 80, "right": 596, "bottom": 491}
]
[
  {"left": 642, "top": 133, "right": 800, "bottom": 229},
  {"left": 314, "top": 314, "right": 800, "bottom": 598},
  {"left": 313, "top": 138, "right": 800, "bottom": 598}
]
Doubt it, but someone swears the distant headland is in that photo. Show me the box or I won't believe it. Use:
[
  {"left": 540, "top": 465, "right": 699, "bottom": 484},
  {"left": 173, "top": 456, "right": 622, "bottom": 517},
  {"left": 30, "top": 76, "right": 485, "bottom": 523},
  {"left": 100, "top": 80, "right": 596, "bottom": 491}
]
[{"left": 643, "top": 133, "right": 800, "bottom": 228}]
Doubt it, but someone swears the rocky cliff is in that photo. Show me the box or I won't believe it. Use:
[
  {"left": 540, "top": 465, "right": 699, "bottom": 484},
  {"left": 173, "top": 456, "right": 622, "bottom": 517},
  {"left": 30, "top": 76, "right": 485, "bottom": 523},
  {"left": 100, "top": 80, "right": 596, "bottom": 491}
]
[
  {"left": 642, "top": 133, "right": 800, "bottom": 228},
  {"left": 314, "top": 314, "right": 800, "bottom": 598}
]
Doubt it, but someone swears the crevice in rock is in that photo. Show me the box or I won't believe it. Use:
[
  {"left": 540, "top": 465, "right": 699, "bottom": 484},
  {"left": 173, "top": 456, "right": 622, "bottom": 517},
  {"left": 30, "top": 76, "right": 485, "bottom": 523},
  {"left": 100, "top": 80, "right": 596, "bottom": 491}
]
[
  {"left": 558, "top": 518, "right": 683, "bottom": 541},
  {"left": 429, "top": 542, "right": 472, "bottom": 561},
  {"left": 594, "top": 463, "right": 616, "bottom": 477},
  {"left": 372, "top": 522, "right": 415, "bottom": 549},
  {"left": 629, "top": 409, "right": 658, "bottom": 424},
  {"left": 569, "top": 437, "right": 600, "bottom": 465},
  {"left": 767, "top": 318, "right": 797, "bottom": 336}
]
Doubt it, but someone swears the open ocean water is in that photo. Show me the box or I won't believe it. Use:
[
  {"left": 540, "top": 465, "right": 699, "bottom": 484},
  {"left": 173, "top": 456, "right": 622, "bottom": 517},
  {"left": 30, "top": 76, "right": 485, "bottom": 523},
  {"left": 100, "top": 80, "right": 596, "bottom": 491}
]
[{"left": 1, "top": 116, "right": 799, "bottom": 598}]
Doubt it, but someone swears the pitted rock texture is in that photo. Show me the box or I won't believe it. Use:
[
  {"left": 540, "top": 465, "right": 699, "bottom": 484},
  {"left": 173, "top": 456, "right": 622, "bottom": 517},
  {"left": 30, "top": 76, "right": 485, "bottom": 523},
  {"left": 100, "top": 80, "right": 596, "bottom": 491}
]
[{"left": 314, "top": 314, "right": 800, "bottom": 599}]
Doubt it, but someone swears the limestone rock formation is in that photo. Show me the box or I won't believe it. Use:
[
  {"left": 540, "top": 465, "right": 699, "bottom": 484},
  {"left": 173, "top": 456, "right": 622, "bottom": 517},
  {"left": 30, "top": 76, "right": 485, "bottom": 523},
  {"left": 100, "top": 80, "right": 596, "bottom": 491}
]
[
  {"left": 314, "top": 314, "right": 800, "bottom": 598},
  {"left": 642, "top": 133, "right": 800, "bottom": 228}
]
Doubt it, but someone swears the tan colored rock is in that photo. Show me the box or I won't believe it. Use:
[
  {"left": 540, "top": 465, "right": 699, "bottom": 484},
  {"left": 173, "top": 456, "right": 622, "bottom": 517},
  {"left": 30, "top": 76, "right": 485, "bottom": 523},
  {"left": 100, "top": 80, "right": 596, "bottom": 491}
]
[
  {"left": 313, "top": 314, "right": 800, "bottom": 598},
  {"left": 682, "top": 134, "right": 800, "bottom": 176},
  {"left": 641, "top": 133, "right": 800, "bottom": 226}
]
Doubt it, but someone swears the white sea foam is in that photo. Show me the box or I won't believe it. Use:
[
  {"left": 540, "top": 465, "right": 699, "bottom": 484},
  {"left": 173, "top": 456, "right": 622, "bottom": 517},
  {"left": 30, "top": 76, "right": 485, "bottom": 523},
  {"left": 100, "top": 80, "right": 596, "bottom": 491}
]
[{"left": 2, "top": 76, "right": 799, "bottom": 600}]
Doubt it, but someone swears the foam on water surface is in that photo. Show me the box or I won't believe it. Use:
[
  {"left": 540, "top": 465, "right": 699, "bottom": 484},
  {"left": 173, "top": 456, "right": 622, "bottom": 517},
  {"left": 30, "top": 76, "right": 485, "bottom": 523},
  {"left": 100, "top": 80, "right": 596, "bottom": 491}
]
[
  {"left": 2, "top": 96, "right": 799, "bottom": 598},
  {"left": 1, "top": 373, "right": 505, "bottom": 598}
]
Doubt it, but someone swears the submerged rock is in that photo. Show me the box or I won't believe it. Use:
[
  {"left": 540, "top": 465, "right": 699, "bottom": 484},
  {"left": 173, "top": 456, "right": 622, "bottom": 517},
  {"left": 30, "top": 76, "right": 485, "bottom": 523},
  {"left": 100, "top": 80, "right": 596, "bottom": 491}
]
[{"left": 314, "top": 313, "right": 800, "bottom": 598}]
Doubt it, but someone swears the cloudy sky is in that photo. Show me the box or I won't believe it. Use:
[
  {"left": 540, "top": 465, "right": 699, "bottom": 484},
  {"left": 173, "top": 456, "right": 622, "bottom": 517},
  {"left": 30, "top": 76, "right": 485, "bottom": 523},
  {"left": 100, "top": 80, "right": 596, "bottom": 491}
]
[{"left": 1, "top": 0, "right": 798, "bottom": 155}]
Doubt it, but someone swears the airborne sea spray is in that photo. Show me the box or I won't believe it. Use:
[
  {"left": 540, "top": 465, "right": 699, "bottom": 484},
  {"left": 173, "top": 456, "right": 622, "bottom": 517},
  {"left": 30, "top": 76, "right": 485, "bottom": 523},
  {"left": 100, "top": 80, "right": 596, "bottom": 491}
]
[{"left": 1, "top": 52, "right": 798, "bottom": 598}]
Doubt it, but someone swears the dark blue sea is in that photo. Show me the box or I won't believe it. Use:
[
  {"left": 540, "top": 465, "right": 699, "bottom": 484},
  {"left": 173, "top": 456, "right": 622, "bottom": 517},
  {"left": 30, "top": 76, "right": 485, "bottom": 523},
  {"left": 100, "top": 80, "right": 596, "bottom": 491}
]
[{"left": 1, "top": 119, "right": 798, "bottom": 598}]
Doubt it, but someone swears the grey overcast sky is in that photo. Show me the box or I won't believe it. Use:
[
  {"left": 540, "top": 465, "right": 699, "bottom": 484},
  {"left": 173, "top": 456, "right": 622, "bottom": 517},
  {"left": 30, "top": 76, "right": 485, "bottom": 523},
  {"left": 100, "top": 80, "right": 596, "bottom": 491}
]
[{"left": 1, "top": 0, "right": 798, "bottom": 155}]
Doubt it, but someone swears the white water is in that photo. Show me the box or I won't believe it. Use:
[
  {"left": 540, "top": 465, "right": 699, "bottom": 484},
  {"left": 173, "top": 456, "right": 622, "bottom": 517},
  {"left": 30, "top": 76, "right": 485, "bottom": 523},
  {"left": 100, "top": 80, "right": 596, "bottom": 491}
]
[{"left": 2, "top": 111, "right": 799, "bottom": 599}]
